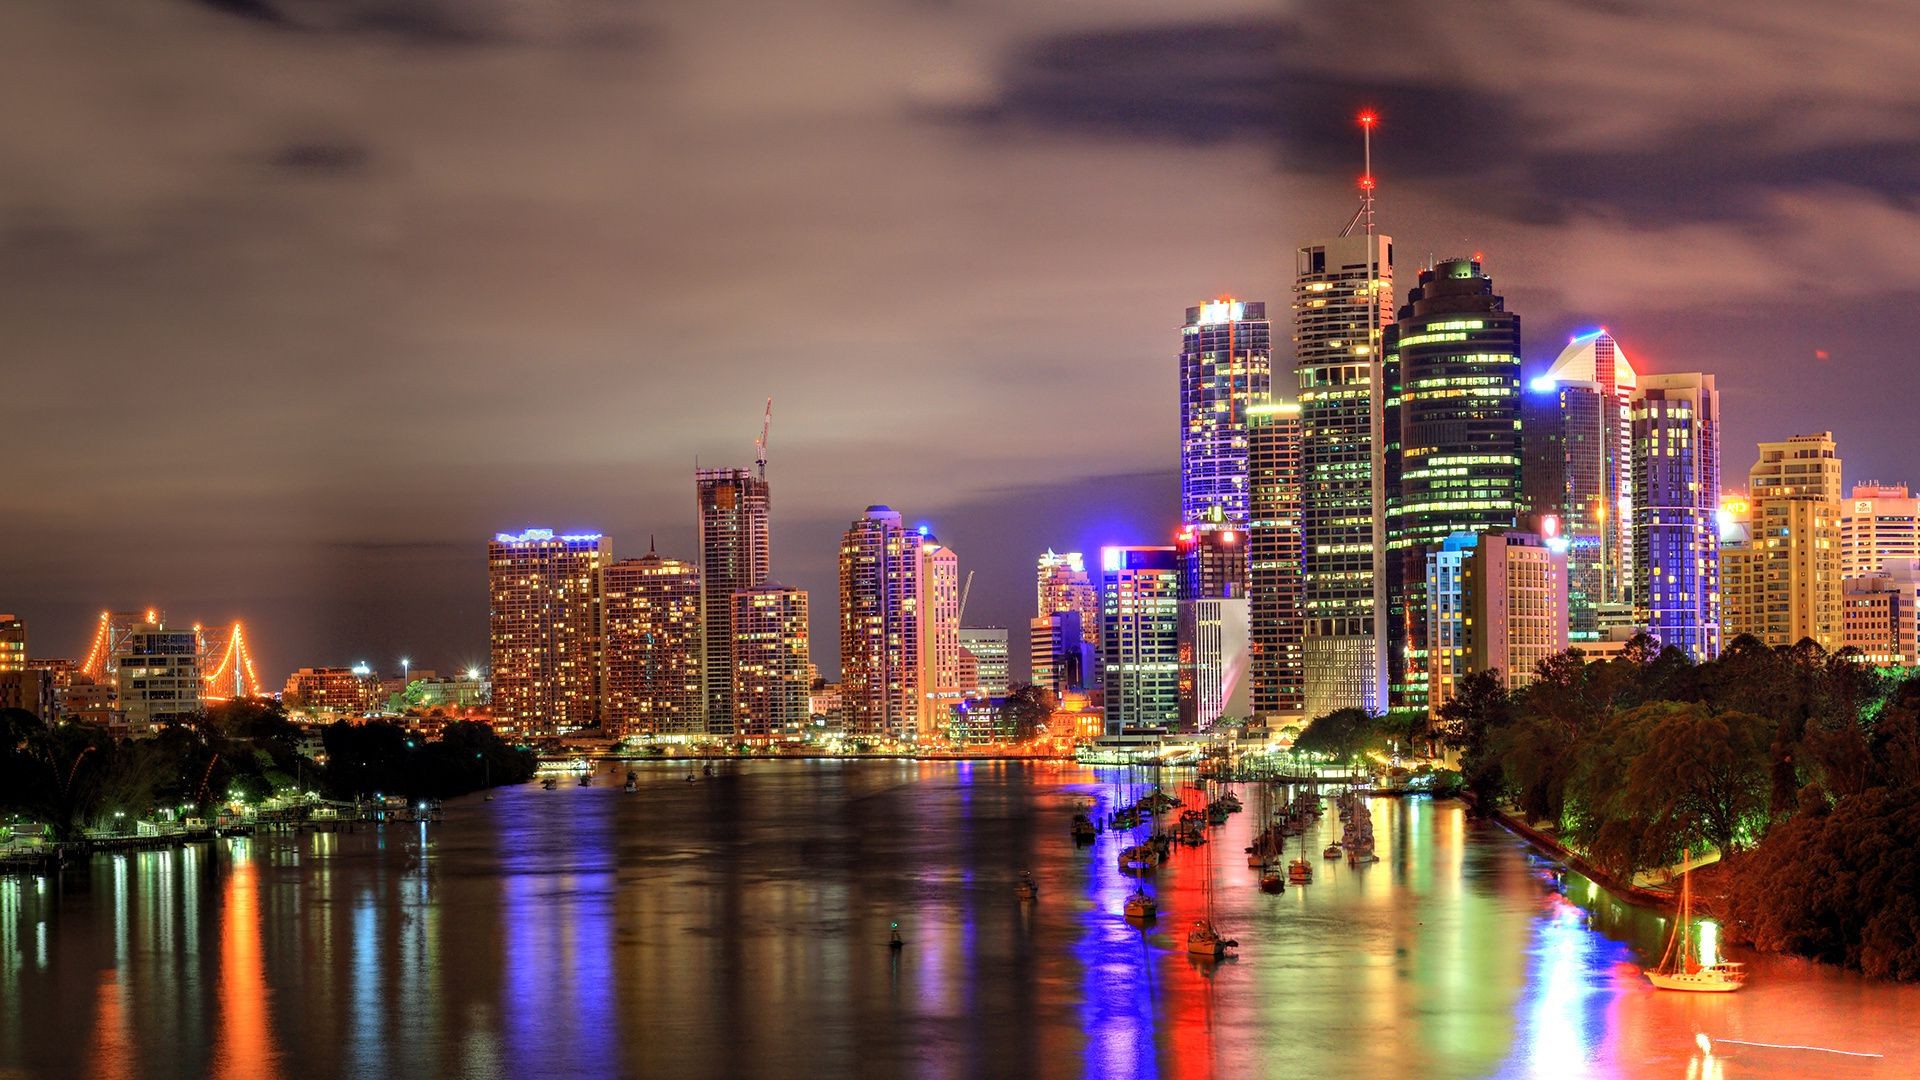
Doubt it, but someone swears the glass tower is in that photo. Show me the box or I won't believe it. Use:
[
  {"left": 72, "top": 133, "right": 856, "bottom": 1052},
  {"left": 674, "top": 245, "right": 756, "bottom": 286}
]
[
  {"left": 1180, "top": 300, "right": 1271, "bottom": 527},
  {"left": 1629, "top": 373, "right": 1722, "bottom": 660}
]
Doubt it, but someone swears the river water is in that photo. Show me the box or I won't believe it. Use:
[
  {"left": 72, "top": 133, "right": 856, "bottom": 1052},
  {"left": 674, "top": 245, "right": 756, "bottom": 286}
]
[{"left": 1, "top": 761, "right": 1914, "bottom": 1079}]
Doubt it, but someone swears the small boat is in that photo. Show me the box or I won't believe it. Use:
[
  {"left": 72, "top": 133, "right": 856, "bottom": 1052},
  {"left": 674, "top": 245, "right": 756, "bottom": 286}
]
[
  {"left": 1015, "top": 872, "right": 1038, "bottom": 901},
  {"left": 1246, "top": 849, "right": 1265, "bottom": 869},
  {"left": 1186, "top": 919, "right": 1236, "bottom": 959},
  {"left": 1288, "top": 857, "right": 1313, "bottom": 884},
  {"left": 578, "top": 774, "right": 592, "bottom": 787},
  {"left": 625, "top": 770, "right": 639, "bottom": 793},
  {"left": 1071, "top": 814, "right": 1098, "bottom": 841},
  {"left": 1260, "top": 862, "right": 1286, "bottom": 893},
  {"left": 1124, "top": 889, "right": 1157, "bottom": 920},
  {"left": 1323, "top": 844, "right": 1342, "bottom": 860},
  {"left": 1644, "top": 857, "right": 1746, "bottom": 992},
  {"left": 541, "top": 778, "right": 558, "bottom": 790}
]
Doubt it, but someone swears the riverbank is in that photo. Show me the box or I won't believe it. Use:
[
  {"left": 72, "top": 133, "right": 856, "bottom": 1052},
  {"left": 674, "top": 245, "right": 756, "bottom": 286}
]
[{"left": 1481, "top": 801, "right": 1678, "bottom": 912}]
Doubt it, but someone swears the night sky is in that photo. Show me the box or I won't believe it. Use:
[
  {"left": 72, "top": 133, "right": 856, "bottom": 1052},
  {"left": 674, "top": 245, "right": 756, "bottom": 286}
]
[{"left": 7, "top": 0, "right": 1919, "bottom": 683}]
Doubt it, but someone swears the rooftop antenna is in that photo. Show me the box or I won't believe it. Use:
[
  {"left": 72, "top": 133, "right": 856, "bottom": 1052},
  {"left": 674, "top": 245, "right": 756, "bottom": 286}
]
[
  {"left": 755, "top": 397, "right": 774, "bottom": 480},
  {"left": 1338, "top": 110, "right": 1378, "bottom": 238}
]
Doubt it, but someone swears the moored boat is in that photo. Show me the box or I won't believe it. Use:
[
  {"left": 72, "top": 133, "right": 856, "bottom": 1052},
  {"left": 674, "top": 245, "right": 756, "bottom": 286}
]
[
  {"left": 1186, "top": 919, "right": 1235, "bottom": 958},
  {"left": 1644, "top": 857, "right": 1746, "bottom": 992}
]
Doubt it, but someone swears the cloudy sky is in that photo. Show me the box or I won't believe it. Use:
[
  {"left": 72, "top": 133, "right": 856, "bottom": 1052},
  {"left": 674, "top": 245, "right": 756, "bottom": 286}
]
[{"left": 6, "top": 0, "right": 1919, "bottom": 682}]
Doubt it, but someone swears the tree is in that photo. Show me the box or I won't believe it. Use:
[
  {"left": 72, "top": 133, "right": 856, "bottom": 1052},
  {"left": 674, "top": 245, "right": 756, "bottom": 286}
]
[
  {"left": 1000, "top": 684, "right": 1057, "bottom": 742},
  {"left": 1616, "top": 702, "right": 1772, "bottom": 859},
  {"left": 1293, "top": 708, "right": 1374, "bottom": 764}
]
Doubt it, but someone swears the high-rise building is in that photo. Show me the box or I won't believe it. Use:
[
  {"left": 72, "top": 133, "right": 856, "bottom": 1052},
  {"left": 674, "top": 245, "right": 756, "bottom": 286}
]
[
  {"left": 958, "top": 627, "right": 1010, "bottom": 697},
  {"left": 1180, "top": 299, "right": 1271, "bottom": 527},
  {"left": 1176, "top": 524, "right": 1248, "bottom": 729},
  {"left": 114, "top": 620, "right": 204, "bottom": 730},
  {"left": 731, "top": 584, "right": 811, "bottom": 741},
  {"left": 1630, "top": 373, "right": 1722, "bottom": 660},
  {"left": 1383, "top": 257, "right": 1523, "bottom": 710},
  {"left": 1295, "top": 231, "right": 1393, "bottom": 717},
  {"left": 1247, "top": 400, "right": 1304, "bottom": 720},
  {"left": 697, "top": 467, "right": 771, "bottom": 736},
  {"left": 0, "top": 616, "right": 51, "bottom": 724},
  {"left": 1100, "top": 546, "right": 1180, "bottom": 732},
  {"left": 1037, "top": 550, "right": 1101, "bottom": 650},
  {"left": 839, "top": 506, "right": 922, "bottom": 742},
  {"left": 1533, "top": 329, "right": 1637, "bottom": 605},
  {"left": 1841, "top": 570, "right": 1920, "bottom": 667},
  {"left": 1721, "top": 433, "right": 1844, "bottom": 649},
  {"left": 1427, "top": 530, "right": 1568, "bottom": 710},
  {"left": 604, "top": 548, "right": 702, "bottom": 738},
  {"left": 916, "top": 533, "right": 963, "bottom": 739},
  {"left": 1030, "top": 612, "right": 1092, "bottom": 698},
  {"left": 0, "top": 614, "right": 23, "bottom": 673},
  {"left": 1842, "top": 483, "right": 1920, "bottom": 579},
  {"left": 1523, "top": 379, "right": 1607, "bottom": 640},
  {"left": 487, "top": 529, "right": 609, "bottom": 736},
  {"left": 281, "top": 667, "right": 375, "bottom": 718}
]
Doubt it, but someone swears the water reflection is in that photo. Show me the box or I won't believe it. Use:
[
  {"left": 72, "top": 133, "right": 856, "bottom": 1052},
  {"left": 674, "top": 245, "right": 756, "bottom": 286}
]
[{"left": 2, "top": 765, "right": 1918, "bottom": 1079}]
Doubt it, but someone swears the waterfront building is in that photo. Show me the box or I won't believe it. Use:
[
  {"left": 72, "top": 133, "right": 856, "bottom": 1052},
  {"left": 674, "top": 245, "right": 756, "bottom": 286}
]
[
  {"left": 113, "top": 620, "right": 203, "bottom": 730},
  {"left": 697, "top": 467, "right": 771, "bottom": 736},
  {"left": 1522, "top": 378, "right": 1607, "bottom": 640},
  {"left": 1532, "top": 329, "right": 1637, "bottom": 606},
  {"left": 731, "top": 584, "right": 811, "bottom": 741},
  {"left": 839, "top": 506, "right": 922, "bottom": 742},
  {"left": 916, "top": 534, "right": 964, "bottom": 739},
  {"left": 1180, "top": 299, "right": 1271, "bottom": 527},
  {"left": 1247, "top": 400, "right": 1304, "bottom": 720},
  {"left": 1841, "top": 483, "right": 1920, "bottom": 579},
  {"left": 1030, "top": 612, "right": 1093, "bottom": 698},
  {"left": 487, "top": 528, "right": 609, "bottom": 736},
  {"left": 1720, "top": 433, "right": 1844, "bottom": 649},
  {"left": 1383, "top": 257, "right": 1523, "bottom": 710},
  {"left": 1100, "top": 546, "right": 1180, "bottom": 733},
  {"left": 281, "top": 666, "right": 374, "bottom": 718},
  {"left": 958, "top": 626, "right": 1010, "bottom": 697},
  {"left": 1433, "top": 531, "right": 1567, "bottom": 708},
  {"left": 1629, "top": 373, "right": 1722, "bottom": 660},
  {"left": 604, "top": 548, "right": 703, "bottom": 738},
  {"left": 0, "top": 616, "right": 52, "bottom": 724},
  {"left": 948, "top": 695, "right": 1011, "bottom": 746},
  {"left": 1295, "top": 231, "right": 1394, "bottom": 716},
  {"left": 414, "top": 670, "right": 491, "bottom": 710},
  {"left": 0, "top": 614, "right": 22, "bottom": 673},
  {"left": 1841, "top": 570, "right": 1920, "bottom": 667}
]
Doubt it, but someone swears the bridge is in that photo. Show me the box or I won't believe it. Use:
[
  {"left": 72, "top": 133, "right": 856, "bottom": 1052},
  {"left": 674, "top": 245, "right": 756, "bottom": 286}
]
[{"left": 77, "top": 609, "right": 267, "bottom": 700}]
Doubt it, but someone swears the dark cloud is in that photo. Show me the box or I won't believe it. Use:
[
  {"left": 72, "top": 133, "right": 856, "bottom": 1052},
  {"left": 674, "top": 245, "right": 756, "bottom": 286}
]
[{"left": 267, "top": 139, "right": 373, "bottom": 176}]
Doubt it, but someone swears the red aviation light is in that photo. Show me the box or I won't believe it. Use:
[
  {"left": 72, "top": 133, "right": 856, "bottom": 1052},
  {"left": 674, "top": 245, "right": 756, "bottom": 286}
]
[{"left": 1358, "top": 110, "right": 1378, "bottom": 128}]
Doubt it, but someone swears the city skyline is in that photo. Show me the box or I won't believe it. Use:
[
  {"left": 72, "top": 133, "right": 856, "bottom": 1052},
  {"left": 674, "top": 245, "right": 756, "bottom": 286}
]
[{"left": 11, "top": 3, "right": 1920, "bottom": 683}]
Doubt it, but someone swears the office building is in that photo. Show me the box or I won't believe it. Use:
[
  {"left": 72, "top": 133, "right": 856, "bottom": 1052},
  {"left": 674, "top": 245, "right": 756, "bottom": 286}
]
[
  {"left": 1533, "top": 329, "right": 1637, "bottom": 606},
  {"left": 1721, "top": 433, "right": 1844, "bottom": 649},
  {"left": 1522, "top": 378, "right": 1607, "bottom": 639},
  {"left": 1031, "top": 612, "right": 1093, "bottom": 698},
  {"left": 697, "top": 467, "right": 771, "bottom": 736},
  {"left": 487, "top": 529, "right": 609, "bottom": 736},
  {"left": 1842, "top": 483, "right": 1920, "bottom": 579},
  {"left": 731, "top": 584, "right": 811, "bottom": 741},
  {"left": 1430, "top": 531, "right": 1567, "bottom": 708},
  {"left": 1100, "top": 546, "right": 1180, "bottom": 732},
  {"left": 1295, "top": 231, "right": 1394, "bottom": 716},
  {"left": 114, "top": 621, "right": 204, "bottom": 730},
  {"left": 1841, "top": 571, "right": 1920, "bottom": 667},
  {"left": 839, "top": 506, "right": 922, "bottom": 742},
  {"left": 0, "top": 615, "right": 23, "bottom": 673},
  {"left": 0, "top": 616, "right": 51, "bottom": 724},
  {"left": 604, "top": 548, "right": 703, "bottom": 738},
  {"left": 281, "top": 667, "right": 375, "bottom": 718},
  {"left": 1037, "top": 550, "right": 1101, "bottom": 652},
  {"left": 1180, "top": 299, "right": 1271, "bottom": 527},
  {"left": 1630, "top": 373, "right": 1722, "bottom": 659},
  {"left": 917, "top": 533, "right": 964, "bottom": 739},
  {"left": 1383, "top": 257, "right": 1523, "bottom": 710},
  {"left": 1247, "top": 400, "right": 1304, "bottom": 719},
  {"left": 959, "top": 626, "right": 1010, "bottom": 697}
]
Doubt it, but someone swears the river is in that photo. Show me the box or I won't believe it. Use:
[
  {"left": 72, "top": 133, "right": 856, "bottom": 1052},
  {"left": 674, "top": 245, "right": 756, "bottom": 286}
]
[{"left": 1, "top": 761, "right": 1914, "bottom": 1079}]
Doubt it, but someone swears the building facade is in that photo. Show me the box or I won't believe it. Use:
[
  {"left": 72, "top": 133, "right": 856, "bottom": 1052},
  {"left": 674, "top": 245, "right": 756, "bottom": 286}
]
[
  {"left": 114, "top": 621, "right": 204, "bottom": 730},
  {"left": 916, "top": 534, "right": 964, "bottom": 739},
  {"left": 1179, "top": 299, "right": 1271, "bottom": 527},
  {"left": 1841, "top": 483, "right": 1920, "bottom": 579},
  {"left": 1461, "top": 531, "right": 1569, "bottom": 700},
  {"left": 1522, "top": 379, "right": 1606, "bottom": 640},
  {"left": 1630, "top": 373, "right": 1722, "bottom": 660},
  {"left": 958, "top": 627, "right": 1010, "bottom": 697},
  {"left": 1030, "top": 612, "right": 1093, "bottom": 699},
  {"left": 1533, "top": 329, "right": 1637, "bottom": 606},
  {"left": 1247, "top": 400, "right": 1304, "bottom": 720},
  {"left": 838, "top": 506, "right": 922, "bottom": 742},
  {"left": 696, "top": 467, "right": 771, "bottom": 736},
  {"left": 1100, "top": 546, "right": 1180, "bottom": 732},
  {"left": 281, "top": 667, "right": 375, "bottom": 718},
  {"left": 604, "top": 549, "right": 703, "bottom": 738},
  {"left": 1721, "top": 433, "right": 1844, "bottom": 649},
  {"left": 1295, "top": 232, "right": 1394, "bottom": 717},
  {"left": 731, "top": 584, "right": 811, "bottom": 741},
  {"left": 1841, "top": 571, "right": 1920, "bottom": 667},
  {"left": 487, "top": 529, "right": 609, "bottom": 736}
]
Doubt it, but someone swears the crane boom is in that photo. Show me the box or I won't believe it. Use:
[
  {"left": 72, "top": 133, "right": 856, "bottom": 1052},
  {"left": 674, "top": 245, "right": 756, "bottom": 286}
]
[
  {"left": 755, "top": 397, "right": 773, "bottom": 479},
  {"left": 958, "top": 569, "right": 975, "bottom": 626}
]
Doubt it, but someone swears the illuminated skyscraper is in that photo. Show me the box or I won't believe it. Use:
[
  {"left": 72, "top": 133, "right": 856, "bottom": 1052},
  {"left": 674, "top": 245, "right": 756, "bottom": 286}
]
[
  {"left": 697, "top": 467, "right": 771, "bottom": 736},
  {"left": 1037, "top": 550, "right": 1101, "bottom": 649},
  {"left": 1180, "top": 299, "right": 1271, "bottom": 527},
  {"left": 916, "top": 533, "right": 963, "bottom": 739},
  {"left": 1462, "top": 531, "right": 1569, "bottom": 699},
  {"left": 0, "top": 615, "right": 23, "bottom": 673},
  {"left": 604, "top": 547, "right": 702, "bottom": 738},
  {"left": 1383, "top": 257, "right": 1523, "bottom": 710},
  {"left": 488, "top": 529, "right": 609, "bottom": 736},
  {"left": 1523, "top": 379, "right": 1607, "bottom": 640},
  {"left": 1841, "top": 483, "right": 1920, "bottom": 579},
  {"left": 1295, "top": 231, "right": 1393, "bottom": 717},
  {"left": 1535, "top": 329, "right": 1636, "bottom": 605},
  {"left": 1176, "top": 524, "right": 1248, "bottom": 729},
  {"left": 959, "top": 627, "right": 1010, "bottom": 697},
  {"left": 1721, "top": 433, "right": 1843, "bottom": 649},
  {"left": 113, "top": 620, "right": 203, "bottom": 730},
  {"left": 838, "top": 506, "right": 922, "bottom": 742},
  {"left": 1630, "top": 373, "right": 1722, "bottom": 660},
  {"left": 1100, "top": 546, "right": 1180, "bottom": 732},
  {"left": 731, "top": 584, "right": 811, "bottom": 741},
  {"left": 1248, "top": 400, "right": 1304, "bottom": 719}
]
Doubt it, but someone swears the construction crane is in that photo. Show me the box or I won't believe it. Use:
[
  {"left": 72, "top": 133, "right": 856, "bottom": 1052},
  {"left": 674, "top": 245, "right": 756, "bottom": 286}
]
[
  {"left": 957, "top": 570, "right": 975, "bottom": 625},
  {"left": 755, "top": 397, "right": 773, "bottom": 480}
]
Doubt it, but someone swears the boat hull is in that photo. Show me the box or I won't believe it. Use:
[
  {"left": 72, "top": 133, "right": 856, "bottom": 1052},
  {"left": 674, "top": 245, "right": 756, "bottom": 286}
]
[{"left": 1643, "top": 970, "right": 1742, "bottom": 993}]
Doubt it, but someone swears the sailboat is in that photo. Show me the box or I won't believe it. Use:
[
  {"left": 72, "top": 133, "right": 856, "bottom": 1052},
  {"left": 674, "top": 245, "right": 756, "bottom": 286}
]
[
  {"left": 1644, "top": 859, "right": 1746, "bottom": 992},
  {"left": 1187, "top": 797, "right": 1238, "bottom": 958}
]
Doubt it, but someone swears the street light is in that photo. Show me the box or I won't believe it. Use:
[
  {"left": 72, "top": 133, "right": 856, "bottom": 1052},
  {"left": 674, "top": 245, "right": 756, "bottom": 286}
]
[{"left": 401, "top": 657, "right": 411, "bottom": 682}]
